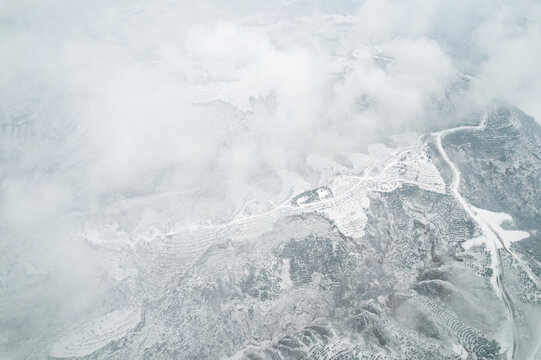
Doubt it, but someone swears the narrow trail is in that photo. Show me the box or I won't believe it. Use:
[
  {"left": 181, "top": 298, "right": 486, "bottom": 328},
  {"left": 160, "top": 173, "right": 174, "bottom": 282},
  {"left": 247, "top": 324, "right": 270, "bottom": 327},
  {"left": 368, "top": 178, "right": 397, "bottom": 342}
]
[{"left": 434, "top": 119, "right": 519, "bottom": 360}]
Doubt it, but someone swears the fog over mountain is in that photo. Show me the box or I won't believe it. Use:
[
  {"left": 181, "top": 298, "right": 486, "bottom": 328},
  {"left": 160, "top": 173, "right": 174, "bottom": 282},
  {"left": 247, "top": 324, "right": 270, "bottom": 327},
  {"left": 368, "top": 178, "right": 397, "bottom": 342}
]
[{"left": 1, "top": 1, "right": 540, "bottom": 359}]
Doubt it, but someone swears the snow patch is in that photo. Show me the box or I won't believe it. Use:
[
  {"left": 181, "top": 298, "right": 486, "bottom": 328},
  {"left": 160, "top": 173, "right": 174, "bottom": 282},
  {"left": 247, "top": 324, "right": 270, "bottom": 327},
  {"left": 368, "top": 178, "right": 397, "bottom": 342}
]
[{"left": 49, "top": 307, "right": 141, "bottom": 358}]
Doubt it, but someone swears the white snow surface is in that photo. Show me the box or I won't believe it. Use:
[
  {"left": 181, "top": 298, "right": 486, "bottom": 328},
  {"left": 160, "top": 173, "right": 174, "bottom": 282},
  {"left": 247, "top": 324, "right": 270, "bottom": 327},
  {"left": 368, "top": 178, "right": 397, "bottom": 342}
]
[{"left": 49, "top": 307, "right": 141, "bottom": 358}]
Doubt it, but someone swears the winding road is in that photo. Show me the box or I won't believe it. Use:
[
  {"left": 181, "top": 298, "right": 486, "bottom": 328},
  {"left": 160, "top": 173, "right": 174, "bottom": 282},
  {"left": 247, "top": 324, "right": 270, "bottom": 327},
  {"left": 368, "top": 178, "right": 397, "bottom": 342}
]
[{"left": 434, "top": 118, "right": 520, "bottom": 360}]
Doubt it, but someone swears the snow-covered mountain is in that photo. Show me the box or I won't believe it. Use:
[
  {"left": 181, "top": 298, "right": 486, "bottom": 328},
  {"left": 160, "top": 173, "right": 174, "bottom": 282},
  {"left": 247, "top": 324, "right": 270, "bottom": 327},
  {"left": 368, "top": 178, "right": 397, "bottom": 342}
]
[
  {"left": 2, "top": 2, "right": 541, "bottom": 359},
  {"left": 8, "top": 102, "right": 535, "bottom": 360}
]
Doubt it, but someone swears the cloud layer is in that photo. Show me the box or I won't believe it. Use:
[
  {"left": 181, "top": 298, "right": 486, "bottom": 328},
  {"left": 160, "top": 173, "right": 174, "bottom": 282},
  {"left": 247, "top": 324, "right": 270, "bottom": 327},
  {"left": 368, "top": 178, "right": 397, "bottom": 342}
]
[{"left": 1, "top": 0, "right": 540, "bottom": 355}]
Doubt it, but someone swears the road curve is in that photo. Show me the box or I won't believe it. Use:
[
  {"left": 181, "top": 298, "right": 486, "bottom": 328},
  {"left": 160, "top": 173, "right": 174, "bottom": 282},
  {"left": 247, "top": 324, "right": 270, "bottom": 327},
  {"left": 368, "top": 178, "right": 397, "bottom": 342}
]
[{"left": 434, "top": 120, "right": 518, "bottom": 360}]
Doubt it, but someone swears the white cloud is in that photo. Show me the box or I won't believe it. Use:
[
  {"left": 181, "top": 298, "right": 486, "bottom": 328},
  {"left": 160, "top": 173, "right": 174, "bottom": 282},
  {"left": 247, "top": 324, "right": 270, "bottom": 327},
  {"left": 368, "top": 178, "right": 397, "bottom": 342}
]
[{"left": 1, "top": 1, "right": 540, "bottom": 355}]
